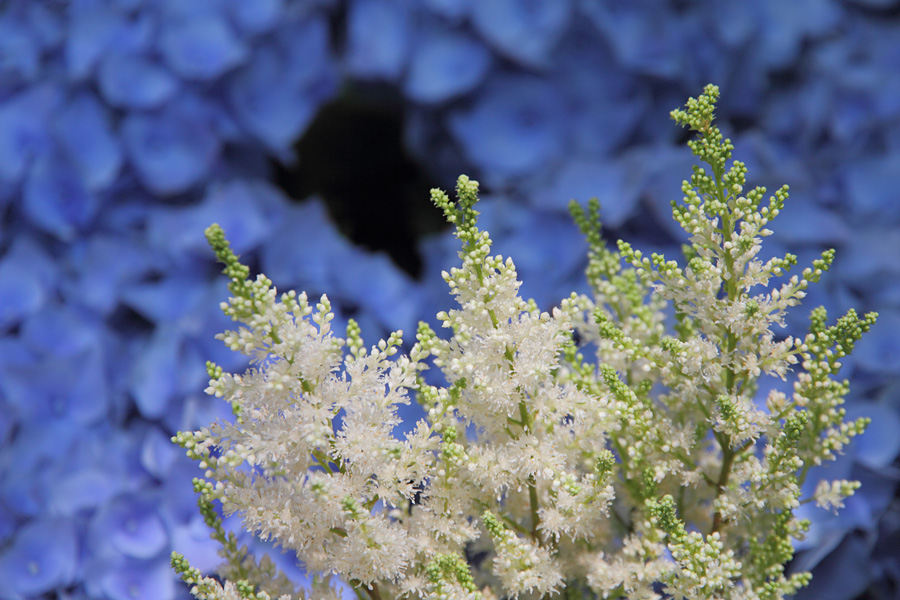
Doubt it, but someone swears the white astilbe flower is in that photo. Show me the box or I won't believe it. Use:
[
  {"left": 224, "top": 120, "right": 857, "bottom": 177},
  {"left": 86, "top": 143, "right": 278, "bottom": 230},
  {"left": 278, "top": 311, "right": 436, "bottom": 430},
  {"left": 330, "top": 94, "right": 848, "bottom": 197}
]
[
  {"left": 176, "top": 89, "right": 875, "bottom": 600},
  {"left": 814, "top": 479, "right": 861, "bottom": 513},
  {"left": 481, "top": 512, "right": 563, "bottom": 597}
]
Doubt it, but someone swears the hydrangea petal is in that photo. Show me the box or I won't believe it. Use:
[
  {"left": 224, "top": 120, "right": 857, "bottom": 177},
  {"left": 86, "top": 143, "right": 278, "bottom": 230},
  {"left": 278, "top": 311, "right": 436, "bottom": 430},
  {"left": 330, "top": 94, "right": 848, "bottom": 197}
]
[
  {"left": 146, "top": 179, "right": 278, "bottom": 261},
  {"left": 0, "top": 247, "right": 50, "bottom": 331},
  {"left": 140, "top": 426, "right": 179, "bottom": 479},
  {"left": 404, "top": 26, "right": 492, "bottom": 104},
  {"left": 844, "top": 153, "right": 900, "bottom": 223},
  {"left": 345, "top": 0, "right": 410, "bottom": 80},
  {"left": 448, "top": 74, "right": 565, "bottom": 183},
  {"left": 159, "top": 15, "right": 247, "bottom": 80},
  {"left": 121, "top": 273, "right": 207, "bottom": 324},
  {"left": 844, "top": 403, "right": 900, "bottom": 469},
  {"left": 260, "top": 199, "right": 355, "bottom": 291},
  {"left": 99, "top": 556, "right": 175, "bottom": 600},
  {"left": 54, "top": 91, "right": 122, "bottom": 190},
  {"left": 227, "top": 17, "right": 337, "bottom": 152},
  {"left": 533, "top": 157, "right": 641, "bottom": 227},
  {"left": 20, "top": 304, "right": 98, "bottom": 357},
  {"left": 61, "top": 234, "right": 158, "bottom": 316},
  {"left": 854, "top": 309, "right": 900, "bottom": 375},
  {"left": 226, "top": 0, "right": 283, "bottom": 35},
  {"left": 122, "top": 104, "right": 220, "bottom": 195},
  {"left": 0, "top": 517, "right": 78, "bottom": 596},
  {"left": 0, "top": 14, "right": 40, "bottom": 85},
  {"left": 50, "top": 468, "right": 121, "bottom": 516},
  {"left": 23, "top": 154, "right": 99, "bottom": 241},
  {"left": 332, "top": 249, "right": 421, "bottom": 336},
  {"left": 0, "top": 84, "right": 60, "bottom": 184},
  {"left": 97, "top": 494, "right": 169, "bottom": 560},
  {"left": 130, "top": 328, "right": 180, "bottom": 419},
  {"left": 471, "top": 0, "right": 571, "bottom": 67},
  {"left": 98, "top": 51, "right": 179, "bottom": 109}
]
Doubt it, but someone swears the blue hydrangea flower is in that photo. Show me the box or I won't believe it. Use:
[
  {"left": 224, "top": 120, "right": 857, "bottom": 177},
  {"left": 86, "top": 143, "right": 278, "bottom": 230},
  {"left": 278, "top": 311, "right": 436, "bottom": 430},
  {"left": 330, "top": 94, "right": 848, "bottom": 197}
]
[
  {"left": 403, "top": 24, "right": 492, "bottom": 104},
  {"left": 121, "top": 101, "right": 220, "bottom": 196},
  {"left": 0, "top": 83, "right": 60, "bottom": 186},
  {"left": 0, "top": 517, "right": 78, "bottom": 597},
  {"left": 0, "top": 237, "right": 54, "bottom": 331},
  {"left": 158, "top": 14, "right": 248, "bottom": 81},
  {"left": 22, "top": 154, "right": 99, "bottom": 241},
  {"left": 345, "top": 0, "right": 411, "bottom": 81},
  {"left": 448, "top": 73, "right": 565, "bottom": 186},
  {"left": 53, "top": 91, "right": 123, "bottom": 190},
  {"left": 470, "top": 0, "right": 572, "bottom": 67},
  {"left": 97, "top": 51, "right": 180, "bottom": 109},
  {"left": 227, "top": 15, "right": 337, "bottom": 155}
]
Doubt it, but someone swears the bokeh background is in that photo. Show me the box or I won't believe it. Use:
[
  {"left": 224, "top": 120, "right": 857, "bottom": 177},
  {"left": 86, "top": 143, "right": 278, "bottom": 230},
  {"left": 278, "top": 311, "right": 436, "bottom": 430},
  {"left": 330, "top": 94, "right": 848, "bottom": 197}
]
[{"left": 1, "top": 1, "right": 899, "bottom": 598}]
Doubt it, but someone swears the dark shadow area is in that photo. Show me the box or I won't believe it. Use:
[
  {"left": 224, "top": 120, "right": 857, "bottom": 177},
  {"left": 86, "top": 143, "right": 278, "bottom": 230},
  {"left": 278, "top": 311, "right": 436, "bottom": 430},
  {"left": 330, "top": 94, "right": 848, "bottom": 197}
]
[{"left": 273, "top": 84, "right": 447, "bottom": 279}]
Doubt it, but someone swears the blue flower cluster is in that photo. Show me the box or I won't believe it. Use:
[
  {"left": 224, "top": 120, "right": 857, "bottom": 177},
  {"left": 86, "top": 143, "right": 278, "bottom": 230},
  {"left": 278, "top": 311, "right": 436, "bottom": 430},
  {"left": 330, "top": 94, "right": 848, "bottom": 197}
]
[{"left": 1, "top": 1, "right": 899, "bottom": 598}]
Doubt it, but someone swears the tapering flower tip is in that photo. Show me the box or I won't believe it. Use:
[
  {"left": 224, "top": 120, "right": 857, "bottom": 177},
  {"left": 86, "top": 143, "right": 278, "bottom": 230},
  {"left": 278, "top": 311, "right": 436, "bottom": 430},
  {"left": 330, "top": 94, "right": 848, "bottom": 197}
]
[{"left": 670, "top": 83, "right": 720, "bottom": 129}]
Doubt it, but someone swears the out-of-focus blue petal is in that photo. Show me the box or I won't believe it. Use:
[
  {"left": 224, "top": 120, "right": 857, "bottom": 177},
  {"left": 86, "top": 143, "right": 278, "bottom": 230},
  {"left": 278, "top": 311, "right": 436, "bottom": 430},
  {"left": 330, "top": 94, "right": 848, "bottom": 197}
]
[
  {"left": 844, "top": 153, "right": 900, "bottom": 223},
  {"left": 345, "top": 0, "right": 410, "bottom": 80},
  {"left": 140, "top": 426, "right": 179, "bottom": 480},
  {"left": 160, "top": 457, "right": 209, "bottom": 525},
  {"left": 0, "top": 13, "right": 40, "bottom": 86},
  {"left": 449, "top": 74, "right": 565, "bottom": 184},
  {"left": 99, "top": 556, "right": 175, "bottom": 600},
  {"left": 65, "top": 6, "right": 152, "bottom": 80},
  {"left": 23, "top": 3, "right": 63, "bottom": 50},
  {"left": 706, "top": 2, "right": 758, "bottom": 48},
  {"left": 0, "top": 503, "right": 13, "bottom": 546},
  {"left": 771, "top": 195, "right": 851, "bottom": 245},
  {"left": 404, "top": 26, "right": 492, "bottom": 104},
  {"left": 584, "top": 4, "right": 687, "bottom": 78},
  {"left": 533, "top": 157, "right": 641, "bottom": 228},
  {"left": 0, "top": 517, "right": 78, "bottom": 596},
  {"left": 122, "top": 104, "right": 220, "bottom": 196},
  {"left": 331, "top": 250, "right": 421, "bottom": 337},
  {"left": 228, "top": 17, "right": 337, "bottom": 153},
  {"left": 97, "top": 51, "right": 179, "bottom": 109},
  {"left": 756, "top": 0, "right": 841, "bottom": 70},
  {"left": 50, "top": 467, "right": 121, "bottom": 516},
  {"left": 65, "top": 7, "right": 121, "bottom": 80},
  {"left": 637, "top": 144, "right": 697, "bottom": 240},
  {"left": 3, "top": 347, "right": 109, "bottom": 425},
  {"left": 130, "top": 328, "right": 180, "bottom": 420},
  {"left": 501, "top": 214, "right": 586, "bottom": 308},
  {"left": 845, "top": 403, "right": 900, "bottom": 469},
  {"left": 0, "top": 84, "right": 60, "bottom": 185},
  {"left": 54, "top": 91, "right": 122, "bottom": 191},
  {"left": 96, "top": 494, "right": 169, "bottom": 560},
  {"left": 0, "top": 237, "right": 56, "bottom": 331},
  {"left": 61, "top": 234, "right": 159, "bottom": 316},
  {"left": 260, "top": 198, "right": 355, "bottom": 291},
  {"left": 146, "top": 179, "right": 280, "bottom": 261},
  {"left": 226, "top": 0, "right": 283, "bottom": 35},
  {"left": 159, "top": 15, "right": 247, "bottom": 80},
  {"left": 23, "top": 154, "right": 99, "bottom": 241},
  {"left": 169, "top": 515, "right": 221, "bottom": 574},
  {"left": 423, "top": 0, "right": 471, "bottom": 20},
  {"left": 471, "top": 0, "right": 571, "bottom": 67},
  {"left": 556, "top": 66, "right": 646, "bottom": 157},
  {"left": 121, "top": 273, "right": 207, "bottom": 325},
  {"left": 835, "top": 228, "right": 900, "bottom": 295},
  {"left": 794, "top": 534, "right": 873, "bottom": 600},
  {"left": 854, "top": 309, "right": 900, "bottom": 376},
  {"left": 20, "top": 304, "right": 98, "bottom": 357}
]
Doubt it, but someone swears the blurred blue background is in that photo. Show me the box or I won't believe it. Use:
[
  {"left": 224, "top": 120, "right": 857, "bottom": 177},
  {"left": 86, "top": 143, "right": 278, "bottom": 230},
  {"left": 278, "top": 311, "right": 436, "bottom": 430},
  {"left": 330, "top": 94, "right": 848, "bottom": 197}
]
[{"left": 0, "top": 1, "right": 899, "bottom": 598}]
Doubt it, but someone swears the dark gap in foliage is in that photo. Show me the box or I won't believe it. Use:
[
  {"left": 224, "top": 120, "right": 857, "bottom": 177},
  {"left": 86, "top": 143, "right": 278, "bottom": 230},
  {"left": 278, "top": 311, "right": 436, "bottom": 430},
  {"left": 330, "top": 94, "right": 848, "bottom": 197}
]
[{"left": 273, "top": 83, "right": 446, "bottom": 279}]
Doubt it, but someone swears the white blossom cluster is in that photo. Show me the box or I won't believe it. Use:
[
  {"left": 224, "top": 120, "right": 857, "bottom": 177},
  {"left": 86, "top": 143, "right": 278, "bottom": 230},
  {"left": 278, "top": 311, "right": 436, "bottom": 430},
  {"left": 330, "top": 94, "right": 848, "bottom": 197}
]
[{"left": 173, "top": 86, "right": 876, "bottom": 600}]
